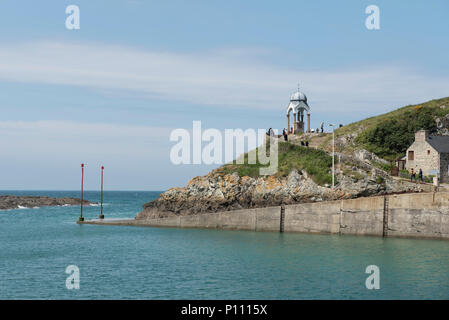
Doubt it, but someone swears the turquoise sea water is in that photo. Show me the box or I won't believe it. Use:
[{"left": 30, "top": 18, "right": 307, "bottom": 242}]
[{"left": 0, "top": 190, "right": 448, "bottom": 300}]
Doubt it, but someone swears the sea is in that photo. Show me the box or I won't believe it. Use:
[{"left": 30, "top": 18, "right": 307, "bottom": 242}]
[{"left": 0, "top": 190, "right": 448, "bottom": 300}]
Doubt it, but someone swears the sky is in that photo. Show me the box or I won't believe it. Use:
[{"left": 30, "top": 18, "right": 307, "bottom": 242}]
[{"left": 1, "top": 0, "right": 448, "bottom": 190}]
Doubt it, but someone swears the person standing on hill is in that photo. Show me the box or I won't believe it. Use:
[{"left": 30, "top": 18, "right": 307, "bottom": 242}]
[
  {"left": 419, "top": 169, "right": 423, "bottom": 183},
  {"left": 320, "top": 122, "right": 324, "bottom": 133},
  {"left": 410, "top": 168, "right": 415, "bottom": 182}
]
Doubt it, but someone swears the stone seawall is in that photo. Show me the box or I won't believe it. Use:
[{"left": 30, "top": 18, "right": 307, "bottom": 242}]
[
  {"left": 81, "top": 192, "right": 449, "bottom": 240},
  {"left": 138, "top": 206, "right": 282, "bottom": 232}
]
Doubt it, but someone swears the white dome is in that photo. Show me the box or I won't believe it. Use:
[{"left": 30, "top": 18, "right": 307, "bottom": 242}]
[
  {"left": 286, "top": 88, "right": 310, "bottom": 115},
  {"left": 290, "top": 90, "right": 307, "bottom": 102}
]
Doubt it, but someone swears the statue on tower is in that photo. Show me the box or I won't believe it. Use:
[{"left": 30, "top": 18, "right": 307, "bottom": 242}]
[{"left": 286, "top": 85, "right": 311, "bottom": 134}]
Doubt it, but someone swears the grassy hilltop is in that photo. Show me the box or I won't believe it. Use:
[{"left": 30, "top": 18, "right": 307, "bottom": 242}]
[
  {"left": 219, "top": 96, "right": 449, "bottom": 186},
  {"left": 220, "top": 142, "right": 333, "bottom": 185},
  {"left": 328, "top": 96, "right": 449, "bottom": 160}
]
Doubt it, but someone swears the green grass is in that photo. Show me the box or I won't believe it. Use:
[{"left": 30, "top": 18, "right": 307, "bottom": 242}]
[
  {"left": 371, "top": 160, "right": 391, "bottom": 172},
  {"left": 376, "top": 176, "right": 385, "bottom": 184},
  {"left": 343, "top": 168, "right": 364, "bottom": 182},
  {"left": 220, "top": 142, "right": 333, "bottom": 185}
]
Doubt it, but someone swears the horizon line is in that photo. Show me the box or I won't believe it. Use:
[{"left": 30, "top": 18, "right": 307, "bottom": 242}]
[{"left": 0, "top": 189, "right": 165, "bottom": 192}]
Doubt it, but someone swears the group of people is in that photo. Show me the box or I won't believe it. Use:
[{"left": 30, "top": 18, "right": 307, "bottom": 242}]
[
  {"left": 272, "top": 121, "right": 327, "bottom": 143},
  {"left": 267, "top": 127, "right": 290, "bottom": 142},
  {"left": 410, "top": 168, "right": 424, "bottom": 183}
]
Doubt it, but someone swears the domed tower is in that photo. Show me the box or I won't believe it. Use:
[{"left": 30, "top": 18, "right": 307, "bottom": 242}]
[{"left": 286, "top": 86, "right": 310, "bottom": 134}]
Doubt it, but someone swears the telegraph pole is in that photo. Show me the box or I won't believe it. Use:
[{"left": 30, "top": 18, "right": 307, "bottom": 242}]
[
  {"left": 99, "top": 165, "right": 105, "bottom": 219},
  {"left": 78, "top": 163, "right": 85, "bottom": 222}
]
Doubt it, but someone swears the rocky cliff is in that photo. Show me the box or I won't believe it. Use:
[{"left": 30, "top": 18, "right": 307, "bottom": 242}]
[{"left": 137, "top": 166, "right": 422, "bottom": 219}]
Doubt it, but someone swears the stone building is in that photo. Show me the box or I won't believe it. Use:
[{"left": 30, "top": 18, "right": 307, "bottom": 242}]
[
  {"left": 286, "top": 87, "right": 310, "bottom": 134},
  {"left": 405, "top": 130, "right": 449, "bottom": 182}
]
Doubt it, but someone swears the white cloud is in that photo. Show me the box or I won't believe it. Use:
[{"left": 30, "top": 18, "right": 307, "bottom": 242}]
[
  {"left": 0, "top": 120, "right": 183, "bottom": 190},
  {"left": 0, "top": 41, "right": 447, "bottom": 114},
  {"left": 0, "top": 120, "right": 222, "bottom": 190},
  {"left": 0, "top": 120, "right": 171, "bottom": 157}
]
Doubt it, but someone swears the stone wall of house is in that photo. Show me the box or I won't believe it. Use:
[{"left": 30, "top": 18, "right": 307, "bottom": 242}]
[
  {"left": 440, "top": 153, "right": 449, "bottom": 183},
  {"left": 405, "top": 131, "right": 439, "bottom": 176}
]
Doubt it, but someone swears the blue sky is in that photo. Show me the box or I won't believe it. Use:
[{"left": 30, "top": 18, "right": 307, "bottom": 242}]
[{"left": 1, "top": 0, "right": 448, "bottom": 190}]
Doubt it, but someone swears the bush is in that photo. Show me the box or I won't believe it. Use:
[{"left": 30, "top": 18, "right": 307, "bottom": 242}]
[
  {"left": 371, "top": 160, "right": 391, "bottom": 172},
  {"left": 376, "top": 176, "right": 385, "bottom": 184},
  {"left": 399, "top": 169, "right": 410, "bottom": 179},
  {"left": 355, "top": 107, "right": 438, "bottom": 159}
]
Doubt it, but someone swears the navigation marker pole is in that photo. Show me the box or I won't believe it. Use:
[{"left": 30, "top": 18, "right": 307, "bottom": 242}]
[
  {"left": 99, "top": 165, "right": 105, "bottom": 219},
  {"left": 78, "top": 163, "right": 85, "bottom": 222}
]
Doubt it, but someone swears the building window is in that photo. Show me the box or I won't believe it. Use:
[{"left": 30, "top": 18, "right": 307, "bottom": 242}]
[
  {"left": 427, "top": 150, "right": 430, "bottom": 155},
  {"left": 408, "top": 151, "right": 414, "bottom": 160}
]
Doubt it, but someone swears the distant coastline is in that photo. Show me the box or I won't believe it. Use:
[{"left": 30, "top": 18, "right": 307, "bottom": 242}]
[{"left": 0, "top": 195, "right": 93, "bottom": 211}]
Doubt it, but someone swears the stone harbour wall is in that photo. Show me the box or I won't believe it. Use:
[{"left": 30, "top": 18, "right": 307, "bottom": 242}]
[{"left": 83, "top": 192, "right": 449, "bottom": 240}]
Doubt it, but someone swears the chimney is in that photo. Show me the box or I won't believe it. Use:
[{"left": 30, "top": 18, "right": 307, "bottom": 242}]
[{"left": 415, "top": 129, "right": 428, "bottom": 142}]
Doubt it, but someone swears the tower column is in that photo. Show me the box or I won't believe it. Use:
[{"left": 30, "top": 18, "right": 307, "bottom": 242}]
[
  {"left": 293, "top": 113, "right": 296, "bottom": 133},
  {"left": 286, "top": 114, "right": 290, "bottom": 134},
  {"left": 307, "top": 113, "right": 311, "bottom": 133}
]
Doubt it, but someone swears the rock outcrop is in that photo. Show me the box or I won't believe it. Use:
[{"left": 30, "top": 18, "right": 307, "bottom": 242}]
[
  {"left": 137, "top": 168, "right": 423, "bottom": 220},
  {"left": 436, "top": 113, "right": 449, "bottom": 135},
  {"left": 0, "top": 195, "right": 93, "bottom": 210}
]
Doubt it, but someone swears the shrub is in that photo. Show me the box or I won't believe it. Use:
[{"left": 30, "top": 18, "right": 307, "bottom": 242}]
[
  {"left": 355, "top": 107, "right": 438, "bottom": 159},
  {"left": 376, "top": 176, "right": 385, "bottom": 184}
]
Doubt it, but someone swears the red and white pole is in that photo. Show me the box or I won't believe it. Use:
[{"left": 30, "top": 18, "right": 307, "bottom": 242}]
[
  {"left": 99, "top": 165, "right": 104, "bottom": 219},
  {"left": 78, "top": 163, "right": 85, "bottom": 222}
]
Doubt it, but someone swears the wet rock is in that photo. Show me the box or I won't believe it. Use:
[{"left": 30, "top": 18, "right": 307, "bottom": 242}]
[{"left": 0, "top": 195, "right": 93, "bottom": 210}]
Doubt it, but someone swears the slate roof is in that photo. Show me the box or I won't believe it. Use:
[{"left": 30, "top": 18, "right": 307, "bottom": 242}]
[{"left": 427, "top": 135, "right": 449, "bottom": 153}]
